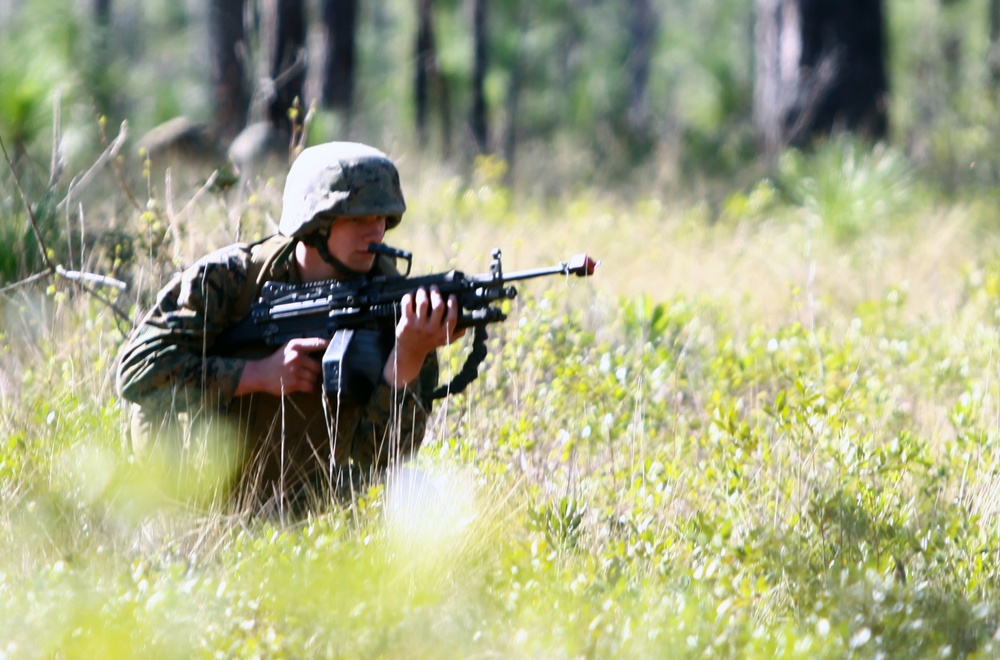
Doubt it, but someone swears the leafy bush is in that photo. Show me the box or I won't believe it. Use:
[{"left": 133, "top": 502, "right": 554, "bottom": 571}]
[
  {"left": 2, "top": 141, "right": 1000, "bottom": 656},
  {"left": 776, "top": 136, "right": 919, "bottom": 242}
]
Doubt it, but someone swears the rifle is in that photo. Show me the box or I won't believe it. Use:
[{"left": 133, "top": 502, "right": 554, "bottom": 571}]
[{"left": 220, "top": 244, "right": 597, "bottom": 402}]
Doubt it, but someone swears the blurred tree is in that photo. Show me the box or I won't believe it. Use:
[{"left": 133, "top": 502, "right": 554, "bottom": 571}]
[
  {"left": 261, "top": 0, "right": 306, "bottom": 139},
  {"left": 92, "top": 0, "right": 110, "bottom": 30},
  {"left": 939, "top": 0, "right": 962, "bottom": 99},
  {"left": 624, "top": 0, "right": 658, "bottom": 158},
  {"left": 414, "top": 0, "right": 431, "bottom": 147},
  {"left": 990, "top": 0, "right": 1000, "bottom": 89},
  {"left": 414, "top": 0, "right": 451, "bottom": 155},
  {"left": 498, "top": 3, "right": 527, "bottom": 177},
  {"left": 754, "top": 0, "right": 888, "bottom": 157},
  {"left": 209, "top": 0, "right": 249, "bottom": 142},
  {"left": 470, "top": 0, "right": 488, "bottom": 153},
  {"left": 321, "top": 0, "right": 358, "bottom": 116},
  {"left": 87, "top": 0, "right": 115, "bottom": 120}
]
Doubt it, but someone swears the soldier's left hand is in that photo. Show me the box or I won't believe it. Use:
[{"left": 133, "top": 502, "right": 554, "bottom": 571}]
[
  {"left": 396, "top": 286, "right": 465, "bottom": 355},
  {"left": 383, "top": 287, "right": 465, "bottom": 388}
]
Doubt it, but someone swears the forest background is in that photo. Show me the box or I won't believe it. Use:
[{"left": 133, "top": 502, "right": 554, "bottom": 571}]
[{"left": 4, "top": 0, "right": 1000, "bottom": 656}]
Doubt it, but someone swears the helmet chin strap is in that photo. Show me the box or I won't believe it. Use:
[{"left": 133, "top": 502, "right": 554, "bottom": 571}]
[{"left": 301, "top": 231, "right": 370, "bottom": 278}]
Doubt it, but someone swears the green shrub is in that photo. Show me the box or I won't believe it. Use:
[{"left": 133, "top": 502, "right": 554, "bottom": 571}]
[{"left": 777, "top": 136, "right": 919, "bottom": 242}]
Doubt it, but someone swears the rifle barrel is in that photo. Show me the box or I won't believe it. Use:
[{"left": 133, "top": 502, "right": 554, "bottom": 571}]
[
  {"left": 491, "top": 265, "right": 571, "bottom": 283},
  {"left": 479, "top": 254, "right": 595, "bottom": 284}
]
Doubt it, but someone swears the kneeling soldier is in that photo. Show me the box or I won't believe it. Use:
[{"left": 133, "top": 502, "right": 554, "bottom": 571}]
[{"left": 116, "top": 142, "right": 463, "bottom": 510}]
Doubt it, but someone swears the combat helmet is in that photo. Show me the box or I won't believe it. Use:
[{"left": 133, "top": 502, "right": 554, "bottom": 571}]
[{"left": 278, "top": 142, "right": 405, "bottom": 238}]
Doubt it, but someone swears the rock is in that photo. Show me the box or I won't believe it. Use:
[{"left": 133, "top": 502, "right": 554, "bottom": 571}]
[
  {"left": 136, "top": 116, "right": 220, "bottom": 161},
  {"left": 227, "top": 121, "right": 286, "bottom": 169}
]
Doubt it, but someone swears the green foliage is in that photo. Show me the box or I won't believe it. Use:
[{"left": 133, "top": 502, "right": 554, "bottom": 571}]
[
  {"left": 6, "top": 124, "right": 1000, "bottom": 656},
  {"left": 5, "top": 0, "right": 1000, "bottom": 193},
  {"left": 0, "top": 189, "right": 63, "bottom": 283},
  {"left": 529, "top": 496, "right": 588, "bottom": 550},
  {"left": 0, "top": 2, "right": 76, "bottom": 152},
  {"left": 776, "top": 136, "right": 918, "bottom": 242}
]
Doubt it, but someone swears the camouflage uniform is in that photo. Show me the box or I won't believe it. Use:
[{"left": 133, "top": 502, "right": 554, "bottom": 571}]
[{"left": 115, "top": 143, "right": 439, "bottom": 506}]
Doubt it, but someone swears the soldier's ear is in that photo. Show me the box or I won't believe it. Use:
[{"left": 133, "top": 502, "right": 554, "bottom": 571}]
[{"left": 314, "top": 214, "right": 338, "bottom": 235}]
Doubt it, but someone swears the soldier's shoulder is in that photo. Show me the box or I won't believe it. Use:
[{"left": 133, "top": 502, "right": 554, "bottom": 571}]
[
  {"left": 248, "top": 234, "right": 295, "bottom": 262},
  {"left": 171, "top": 242, "right": 256, "bottom": 302},
  {"left": 193, "top": 241, "right": 255, "bottom": 269},
  {"left": 174, "top": 242, "right": 260, "bottom": 287}
]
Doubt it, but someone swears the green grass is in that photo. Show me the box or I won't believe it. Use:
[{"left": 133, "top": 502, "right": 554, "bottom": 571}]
[{"left": 3, "top": 138, "right": 1000, "bottom": 657}]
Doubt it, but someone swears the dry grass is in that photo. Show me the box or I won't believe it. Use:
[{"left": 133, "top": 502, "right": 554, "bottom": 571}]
[{"left": 4, "top": 143, "right": 1000, "bottom": 655}]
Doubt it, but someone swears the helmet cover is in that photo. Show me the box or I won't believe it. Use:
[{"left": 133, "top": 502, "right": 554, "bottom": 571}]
[{"left": 278, "top": 142, "right": 405, "bottom": 237}]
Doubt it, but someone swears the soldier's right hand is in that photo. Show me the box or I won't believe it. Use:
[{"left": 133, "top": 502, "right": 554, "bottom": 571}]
[{"left": 235, "top": 337, "right": 330, "bottom": 396}]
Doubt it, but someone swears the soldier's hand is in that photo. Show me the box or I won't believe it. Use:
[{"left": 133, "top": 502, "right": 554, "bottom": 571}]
[
  {"left": 236, "top": 337, "right": 329, "bottom": 396},
  {"left": 384, "top": 287, "right": 465, "bottom": 388},
  {"left": 398, "top": 287, "right": 465, "bottom": 351}
]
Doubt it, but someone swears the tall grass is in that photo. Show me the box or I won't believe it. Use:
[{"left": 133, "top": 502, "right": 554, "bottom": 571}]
[{"left": 2, "top": 138, "right": 1000, "bottom": 655}]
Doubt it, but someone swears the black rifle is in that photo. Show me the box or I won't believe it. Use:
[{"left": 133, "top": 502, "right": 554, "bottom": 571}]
[{"left": 220, "top": 244, "right": 596, "bottom": 402}]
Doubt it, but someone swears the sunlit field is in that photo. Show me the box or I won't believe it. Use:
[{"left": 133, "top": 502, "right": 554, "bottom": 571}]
[{"left": 3, "top": 137, "right": 1000, "bottom": 657}]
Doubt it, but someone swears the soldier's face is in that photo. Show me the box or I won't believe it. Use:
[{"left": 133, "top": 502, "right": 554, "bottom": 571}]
[{"left": 326, "top": 215, "right": 387, "bottom": 275}]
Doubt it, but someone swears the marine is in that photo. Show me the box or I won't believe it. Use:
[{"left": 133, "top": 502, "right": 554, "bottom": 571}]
[{"left": 115, "top": 142, "right": 463, "bottom": 510}]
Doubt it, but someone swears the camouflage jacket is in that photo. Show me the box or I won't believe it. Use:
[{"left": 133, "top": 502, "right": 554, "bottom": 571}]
[{"left": 115, "top": 235, "right": 439, "bottom": 480}]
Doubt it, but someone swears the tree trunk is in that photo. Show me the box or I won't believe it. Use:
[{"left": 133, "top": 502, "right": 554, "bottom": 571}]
[
  {"left": 209, "top": 0, "right": 249, "bottom": 142},
  {"left": 414, "top": 0, "right": 452, "bottom": 156},
  {"left": 92, "top": 0, "right": 111, "bottom": 23},
  {"left": 501, "top": 4, "right": 529, "bottom": 182},
  {"left": 625, "top": 0, "right": 657, "bottom": 155},
  {"left": 415, "top": 0, "right": 435, "bottom": 149},
  {"left": 754, "top": 0, "right": 888, "bottom": 157},
  {"left": 261, "top": 0, "right": 307, "bottom": 138},
  {"left": 990, "top": 0, "right": 1000, "bottom": 90},
  {"left": 753, "top": 0, "right": 786, "bottom": 157},
  {"left": 321, "top": 0, "right": 358, "bottom": 112},
  {"left": 90, "top": 0, "right": 114, "bottom": 119},
  {"left": 470, "top": 0, "right": 488, "bottom": 153}
]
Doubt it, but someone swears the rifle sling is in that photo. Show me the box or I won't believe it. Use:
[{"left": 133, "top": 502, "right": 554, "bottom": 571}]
[{"left": 431, "top": 324, "right": 489, "bottom": 400}]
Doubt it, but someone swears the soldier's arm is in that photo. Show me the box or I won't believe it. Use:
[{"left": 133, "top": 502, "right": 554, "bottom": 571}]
[
  {"left": 342, "top": 286, "right": 460, "bottom": 468},
  {"left": 115, "top": 249, "right": 250, "bottom": 411},
  {"left": 234, "top": 337, "right": 329, "bottom": 396},
  {"left": 351, "top": 351, "right": 440, "bottom": 469},
  {"left": 232, "top": 285, "right": 460, "bottom": 397},
  {"left": 382, "top": 287, "right": 463, "bottom": 388}
]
